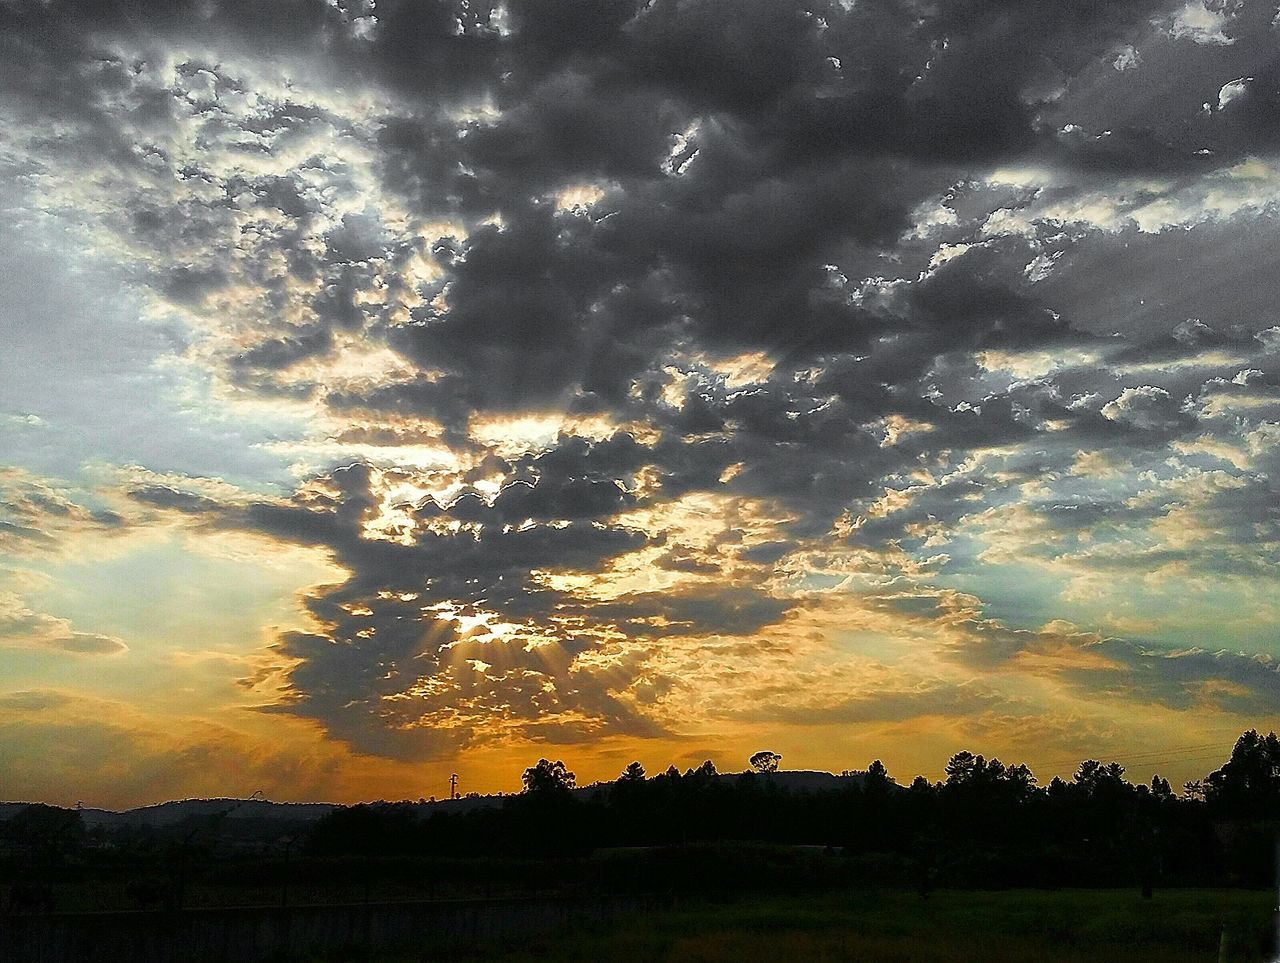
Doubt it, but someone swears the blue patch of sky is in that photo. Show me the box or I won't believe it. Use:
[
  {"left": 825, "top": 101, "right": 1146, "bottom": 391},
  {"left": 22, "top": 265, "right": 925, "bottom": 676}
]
[{"left": 0, "top": 203, "right": 307, "bottom": 495}]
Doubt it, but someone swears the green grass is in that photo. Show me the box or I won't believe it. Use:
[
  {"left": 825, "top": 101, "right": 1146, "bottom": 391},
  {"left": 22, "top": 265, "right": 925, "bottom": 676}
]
[{"left": 417, "top": 889, "right": 1276, "bottom": 963}]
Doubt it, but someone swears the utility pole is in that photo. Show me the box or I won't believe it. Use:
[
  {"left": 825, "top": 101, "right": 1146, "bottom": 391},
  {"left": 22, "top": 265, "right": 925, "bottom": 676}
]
[{"left": 449, "top": 773, "right": 459, "bottom": 800}]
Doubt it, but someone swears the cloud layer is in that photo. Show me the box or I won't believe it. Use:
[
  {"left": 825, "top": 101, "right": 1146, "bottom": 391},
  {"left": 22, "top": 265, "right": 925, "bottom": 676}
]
[{"left": 2, "top": 0, "right": 1280, "bottom": 798}]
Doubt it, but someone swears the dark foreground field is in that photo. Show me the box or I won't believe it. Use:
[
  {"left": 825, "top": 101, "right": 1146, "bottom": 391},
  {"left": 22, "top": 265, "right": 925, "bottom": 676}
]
[{"left": 378, "top": 889, "right": 1276, "bottom": 963}]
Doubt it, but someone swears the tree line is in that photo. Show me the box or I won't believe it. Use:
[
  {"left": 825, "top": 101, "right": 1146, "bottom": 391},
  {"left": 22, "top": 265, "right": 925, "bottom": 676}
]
[
  {"left": 1, "top": 729, "right": 1275, "bottom": 903},
  {"left": 304, "top": 729, "right": 1280, "bottom": 891}
]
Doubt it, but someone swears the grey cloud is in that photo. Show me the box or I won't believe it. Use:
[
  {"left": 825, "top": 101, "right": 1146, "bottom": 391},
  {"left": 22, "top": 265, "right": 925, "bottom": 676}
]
[
  {"left": 0, "top": 609, "right": 127, "bottom": 657},
  {"left": 1064, "top": 642, "right": 1280, "bottom": 715},
  {"left": 229, "top": 326, "right": 334, "bottom": 372},
  {"left": 131, "top": 453, "right": 674, "bottom": 756},
  {"left": 0, "top": 472, "right": 129, "bottom": 555},
  {"left": 1101, "top": 385, "right": 1194, "bottom": 431},
  {"left": 14, "top": 0, "right": 1280, "bottom": 759},
  {"left": 45, "top": 632, "right": 129, "bottom": 655},
  {"left": 944, "top": 616, "right": 1280, "bottom": 715}
]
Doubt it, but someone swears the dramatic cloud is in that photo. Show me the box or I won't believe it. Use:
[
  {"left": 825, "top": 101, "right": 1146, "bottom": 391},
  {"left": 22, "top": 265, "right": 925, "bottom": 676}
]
[{"left": 2, "top": 0, "right": 1279, "bottom": 800}]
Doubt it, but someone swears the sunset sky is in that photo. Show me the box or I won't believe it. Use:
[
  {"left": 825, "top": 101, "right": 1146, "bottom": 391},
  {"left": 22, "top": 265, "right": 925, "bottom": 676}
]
[{"left": 3, "top": 0, "right": 1280, "bottom": 809}]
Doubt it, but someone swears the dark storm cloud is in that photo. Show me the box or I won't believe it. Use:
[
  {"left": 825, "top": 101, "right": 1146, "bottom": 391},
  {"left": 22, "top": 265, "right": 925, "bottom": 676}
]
[
  {"left": 1033, "top": 215, "right": 1280, "bottom": 341},
  {"left": 387, "top": 207, "right": 669, "bottom": 410},
  {"left": 357, "top": 0, "right": 1188, "bottom": 409},
  {"left": 2, "top": 0, "right": 1202, "bottom": 408},
  {"left": 15, "top": 0, "right": 1280, "bottom": 755},
  {"left": 127, "top": 485, "right": 225, "bottom": 515},
  {"left": 0, "top": 1, "right": 353, "bottom": 168},
  {"left": 585, "top": 584, "right": 792, "bottom": 638},
  {"left": 1040, "top": 0, "right": 1280, "bottom": 174},
  {"left": 229, "top": 326, "right": 334, "bottom": 372}
]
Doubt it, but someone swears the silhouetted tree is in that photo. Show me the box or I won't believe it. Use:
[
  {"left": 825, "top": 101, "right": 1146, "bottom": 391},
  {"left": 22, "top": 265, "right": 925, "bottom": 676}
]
[
  {"left": 749, "top": 750, "right": 782, "bottom": 773},
  {"left": 943, "top": 753, "right": 1034, "bottom": 797},
  {"left": 1204, "top": 729, "right": 1280, "bottom": 816},
  {"left": 1009, "top": 763, "right": 1036, "bottom": 797},
  {"left": 684, "top": 760, "right": 719, "bottom": 789},
  {"left": 1074, "top": 760, "right": 1128, "bottom": 797},
  {"left": 864, "top": 759, "right": 892, "bottom": 794},
  {"left": 522, "top": 758, "right": 576, "bottom": 794},
  {"left": 944, "top": 751, "right": 983, "bottom": 786},
  {"left": 74, "top": 728, "right": 1271, "bottom": 898},
  {"left": 306, "top": 803, "right": 418, "bottom": 857},
  {"left": 618, "top": 761, "right": 646, "bottom": 783}
]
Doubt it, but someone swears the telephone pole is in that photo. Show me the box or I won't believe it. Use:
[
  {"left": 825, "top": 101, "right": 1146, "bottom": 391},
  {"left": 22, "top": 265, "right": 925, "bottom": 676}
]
[{"left": 449, "top": 773, "right": 459, "bottom": 800}]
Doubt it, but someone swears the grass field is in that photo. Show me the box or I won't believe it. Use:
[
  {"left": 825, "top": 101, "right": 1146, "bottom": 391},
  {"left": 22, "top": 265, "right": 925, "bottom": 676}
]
[{"left": 427, "top": 888, "right": 1277, "bottom": 962}]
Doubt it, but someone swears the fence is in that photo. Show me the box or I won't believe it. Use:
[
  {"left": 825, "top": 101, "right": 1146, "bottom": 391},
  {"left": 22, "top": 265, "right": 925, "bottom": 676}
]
[{"left": 0, "top": 893, "right": 659, "bottom": 962}]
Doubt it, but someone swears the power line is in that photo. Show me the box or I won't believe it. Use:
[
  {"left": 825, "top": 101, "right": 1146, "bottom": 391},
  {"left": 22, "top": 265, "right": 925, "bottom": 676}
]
[
  {"left": 1024, "top": 741, "right": 1225, "bottom": 768},
  {"left": 999, "top": 735, "right": 1245, "bottom": 776},
  {"left": 1021, "top": 747, "right": 1233, "bottom": 777}
]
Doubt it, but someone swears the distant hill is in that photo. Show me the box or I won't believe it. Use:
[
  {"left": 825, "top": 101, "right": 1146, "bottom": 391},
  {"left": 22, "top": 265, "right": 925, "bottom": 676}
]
[
  {"left": 737, "top": 770, "right": 867, "bottom": 792},
  {"left": 0, "top": 798, "right": 338, "bottom": 828},
  {"left": 83, "top": 798, "right": 341, "bottom": 828},
  {"left": 0, "top": 770, "right": 869, "bottom": 826}
]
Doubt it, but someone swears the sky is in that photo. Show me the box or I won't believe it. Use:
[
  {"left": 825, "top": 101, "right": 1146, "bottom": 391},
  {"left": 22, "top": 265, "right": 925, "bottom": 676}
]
[{"left": 2, "top": 0, "right": 1279, "bottom": 809}]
